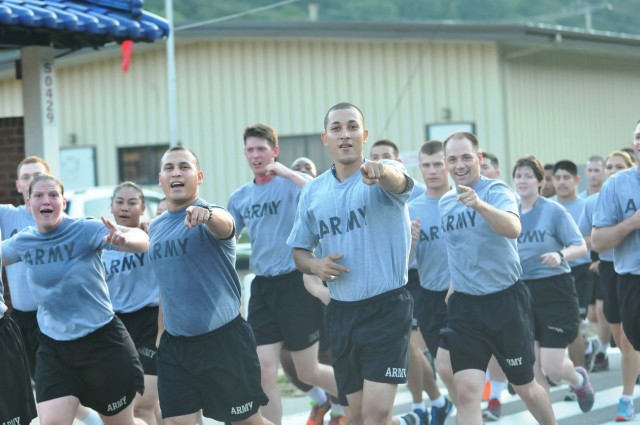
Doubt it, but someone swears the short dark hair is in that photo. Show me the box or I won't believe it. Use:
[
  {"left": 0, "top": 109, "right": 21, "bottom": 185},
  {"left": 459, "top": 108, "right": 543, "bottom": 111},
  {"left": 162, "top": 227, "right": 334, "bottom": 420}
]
[
  {"left": 443, "top": 132, "right": 479, "bottom": 152},
  {"left": 544, "top": 163, "right": 554, "bottom": 171},
  {"left": 323, "top": 102, "right": 365, "bottom": 129},
  {"left": 243, "top": 123, "right": 278, "bottom": 149},
  {"left": 419, "top": 140, "right": 443, "bottom": 156},
  {"left": 553, "top": 160, "right": 578, "bottom": 177},
  {"left": 586, "top": 155, "right": 604, "bottom": 166},
  {"left": 29, "top": 174, "right": 64, "bottom": 197},
  {"left": 512, "top": 155, "right": 545, "bottom": 183},
  {"left": 481, "top": 151, "right": 499, "bottom": 168},
  {"left": 111, "top": 181, "right": 145, "bottom": 206},
  {"left": 162, "top": 146, "right": 201, "bottom": 172},
  {"left": 371, "top": 139, "right": 399, "bottom": 158}
]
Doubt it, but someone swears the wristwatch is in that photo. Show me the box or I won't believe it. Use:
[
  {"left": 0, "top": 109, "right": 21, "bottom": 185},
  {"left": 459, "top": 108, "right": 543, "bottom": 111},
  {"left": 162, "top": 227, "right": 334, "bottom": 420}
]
[{"left": 204, "top": 205, "right": 215, "bottom": 221}]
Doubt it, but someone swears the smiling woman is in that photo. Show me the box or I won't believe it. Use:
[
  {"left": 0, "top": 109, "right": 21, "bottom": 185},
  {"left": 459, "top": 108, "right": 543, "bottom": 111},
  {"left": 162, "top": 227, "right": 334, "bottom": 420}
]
[
  {"left": 511, "top": 155, "right": 593, "bottom": 412},
  {"left": 27, "top": 175, "right": 67, "bottom": 233},
  {"left": 104, "top": 181, "right": 161, "bottom": 425},
  {"left": 1, "top": 174, "right": 150, "bottom": 425}
]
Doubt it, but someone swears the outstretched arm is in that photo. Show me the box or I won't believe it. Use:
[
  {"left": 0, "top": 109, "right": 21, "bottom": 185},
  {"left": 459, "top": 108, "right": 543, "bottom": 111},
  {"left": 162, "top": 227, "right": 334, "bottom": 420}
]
[
  {"left": 457, "top": 185, "right": 521, "bottom": 239},
  {"left": 184, "top": 206, "right": 235, "bottom": 239},
  {"left": 102, "top": 216, "right": 150, "bottom": 253},
  {"left": 360, "top": 161, "right": 408, "bottom": 194},
  {"left": 266, "top": 162, "right": 310, "bottom": 188}
]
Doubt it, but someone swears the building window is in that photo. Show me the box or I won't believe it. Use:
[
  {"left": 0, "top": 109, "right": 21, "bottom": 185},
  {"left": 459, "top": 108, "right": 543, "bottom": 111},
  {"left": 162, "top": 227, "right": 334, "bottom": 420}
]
[
  {"left": 425, "top": 122, "right": 476, "bottom": 141},
  {"left": 278, "top": 134, "right": 331, "bottom": 174},
  {"left": 118, "top": 144, "right": 169, "bottom": 185}
]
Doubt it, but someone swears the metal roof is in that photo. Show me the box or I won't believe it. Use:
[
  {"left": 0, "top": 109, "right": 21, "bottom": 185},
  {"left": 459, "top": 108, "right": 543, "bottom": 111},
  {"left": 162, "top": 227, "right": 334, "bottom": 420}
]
[
  {"left": 176, "top": 21, "right": 640, "bottom": 58},
  {"left": 176, "top": 20, "right": 638, "bottom": 43},
  {"left": 0, "top": 0, "right": 169, "bottom": 49}
]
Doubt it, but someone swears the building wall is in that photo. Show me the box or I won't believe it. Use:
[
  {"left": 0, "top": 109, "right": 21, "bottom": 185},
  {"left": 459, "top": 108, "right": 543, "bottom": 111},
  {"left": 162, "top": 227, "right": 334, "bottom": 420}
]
[
  {"left": 55, "top": 48, "right": 169, "bottom": 190},
  {"left": 0, "top": 78, "right": 22, "bottom": 117},
  {"left": 0, "top": 38, "right": 505, "bottom": 204},
  {"left": 502, "top": 48, "right": 640, "bottom": 171},
  {"left": 1, "top": 37, "right": 638, "bottom": 204}
]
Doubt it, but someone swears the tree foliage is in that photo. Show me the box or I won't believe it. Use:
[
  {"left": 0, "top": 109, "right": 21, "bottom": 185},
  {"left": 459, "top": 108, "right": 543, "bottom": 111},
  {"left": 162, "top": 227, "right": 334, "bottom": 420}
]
[{"left": 145, "top": 0, "right": 640, "bottom": 35}]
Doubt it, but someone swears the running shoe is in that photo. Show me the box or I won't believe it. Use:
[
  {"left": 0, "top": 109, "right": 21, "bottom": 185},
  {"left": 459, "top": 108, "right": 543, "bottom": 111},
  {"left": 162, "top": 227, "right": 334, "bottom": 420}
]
[
  {"left": 585, "top": 338, "right": 600, "bottom": 373},
  {"left": 328, "top": 413, "right": 349, "bottom": 425},
  {"left": 400, "top": 411, "right": 420, "bottom": 425},
  {"left": 482, "top": 398, "right": 501, "bottom": 421},
  {"left": 430, "top": 398, "right": 453, "bottom": 425},
  {"left": 592, "top": 352, "right": 609, "bottom": 372},
  {"left": 615, "top": 398, "right": 635, "bottom": 422},
  {"left": 571, "top": 366, "right": 595, "bottom": 412},
  {"left": 411, "top": 408, "right": 427, "bottom": 425},
  {"left": 306, "top": 399, "right": 331, "bottom": 425}
]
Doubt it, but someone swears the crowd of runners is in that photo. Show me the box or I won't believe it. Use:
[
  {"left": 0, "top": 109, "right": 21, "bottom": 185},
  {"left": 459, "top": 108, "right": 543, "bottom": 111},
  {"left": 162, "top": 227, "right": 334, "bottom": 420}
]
[{"left": 1, "top": 103, "right": 640, "bottom": 425}]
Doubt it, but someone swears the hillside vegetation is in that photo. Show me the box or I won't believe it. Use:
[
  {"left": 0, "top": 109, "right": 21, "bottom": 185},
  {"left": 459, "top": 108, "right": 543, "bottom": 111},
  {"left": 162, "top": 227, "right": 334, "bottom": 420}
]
[{"left": 147, "top": 0, "right": 639, "bottom": 35}]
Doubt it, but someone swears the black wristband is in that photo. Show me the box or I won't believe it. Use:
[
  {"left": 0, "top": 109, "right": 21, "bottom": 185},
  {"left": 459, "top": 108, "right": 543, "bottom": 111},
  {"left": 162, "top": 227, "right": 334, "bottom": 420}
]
[
  {"left": 205, "top": 205, "right": 214, "bottom": 221},
  {"left": 557, "top": 250, "right": 564, "bottom": 260}
]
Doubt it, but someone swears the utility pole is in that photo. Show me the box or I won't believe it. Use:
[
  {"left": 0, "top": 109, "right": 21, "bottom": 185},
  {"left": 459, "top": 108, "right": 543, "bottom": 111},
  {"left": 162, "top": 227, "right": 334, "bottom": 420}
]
[
  {"left": 165, "top": 0, "right": 178, "bottom": 147},
  {"left": 559, "top": 1, "right": 613, "bottom": 31},
  {"left": 511, "top": 1, "right": 613, "bottom": 31}
]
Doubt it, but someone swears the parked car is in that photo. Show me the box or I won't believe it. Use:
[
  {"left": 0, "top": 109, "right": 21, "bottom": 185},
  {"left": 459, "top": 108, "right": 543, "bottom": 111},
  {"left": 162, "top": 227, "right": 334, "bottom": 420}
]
[{"left": 64, "top": 186, "right": 164, "bottom": 220}]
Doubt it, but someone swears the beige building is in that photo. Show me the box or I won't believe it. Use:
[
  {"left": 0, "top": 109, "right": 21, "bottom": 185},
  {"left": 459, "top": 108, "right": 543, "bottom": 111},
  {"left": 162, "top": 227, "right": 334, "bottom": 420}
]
[{"left": 1, "top": 21, "right": 639, "bottom": 204}]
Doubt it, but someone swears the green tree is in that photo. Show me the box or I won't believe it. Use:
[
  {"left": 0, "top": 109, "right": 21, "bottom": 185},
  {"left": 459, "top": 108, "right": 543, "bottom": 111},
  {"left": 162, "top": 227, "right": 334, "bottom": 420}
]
[{"left": 144, "top": 0, "right": 639, "bottom": 35}]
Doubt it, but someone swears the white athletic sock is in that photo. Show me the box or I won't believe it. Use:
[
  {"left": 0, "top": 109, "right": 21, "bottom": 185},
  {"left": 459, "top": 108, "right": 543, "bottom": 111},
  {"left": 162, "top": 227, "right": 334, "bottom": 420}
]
[
  {"left": 412, "top": 401, "right": 426, "bottom": 411},
  {"left": 621, "top": 395, "right": 633, "bottom": 402},
  {"left": 572, "top": 370, "right": 584, "bottom": 388},
  {"left": 490, "top": 381, "right": 505, "bottom": 400},
  {"left": 331, "top": 404, "right": 344, "bottom": 416},
  {"left": 80, "top": 409, "right": 103, "bottom": 425},
  {"left": 430, "top": 395, "right": 445, "bottom": 408},
  {"left": 584, "top": 339, "right": 594, "bottom": 355},
  {"left": 598, "top": 342, "right": 608, "bottom": 355},
  {"left": 306, "top": 387, "right": 328, "bottom": 405}
]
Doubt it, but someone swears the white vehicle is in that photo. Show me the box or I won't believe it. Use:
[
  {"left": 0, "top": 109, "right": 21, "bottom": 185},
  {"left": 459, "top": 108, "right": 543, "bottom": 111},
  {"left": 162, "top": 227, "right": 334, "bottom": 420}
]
[
  {"left": 64, "top": 186, "right": 164, "bottom": 220},
  {"left": 65, "top": 186, "right": 252, "bottom": 269}
]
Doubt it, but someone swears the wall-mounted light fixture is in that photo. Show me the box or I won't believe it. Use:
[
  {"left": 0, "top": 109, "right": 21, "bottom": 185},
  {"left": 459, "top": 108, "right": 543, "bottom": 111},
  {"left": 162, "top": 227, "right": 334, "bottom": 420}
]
[{"left": 441, "top": 107, "right": 452, "bottom": 122}]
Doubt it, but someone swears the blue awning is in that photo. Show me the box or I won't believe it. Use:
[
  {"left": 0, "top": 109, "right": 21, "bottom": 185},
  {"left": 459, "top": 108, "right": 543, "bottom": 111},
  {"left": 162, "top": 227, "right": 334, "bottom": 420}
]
[{"left": 0, "top": 0, "right": 169, "bottom": 48}]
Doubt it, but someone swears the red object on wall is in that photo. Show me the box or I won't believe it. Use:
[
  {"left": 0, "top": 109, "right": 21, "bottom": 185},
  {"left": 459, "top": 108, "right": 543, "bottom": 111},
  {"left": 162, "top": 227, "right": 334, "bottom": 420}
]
[{"left": 121, "top": 40, "right": 134, "bottom": 73}]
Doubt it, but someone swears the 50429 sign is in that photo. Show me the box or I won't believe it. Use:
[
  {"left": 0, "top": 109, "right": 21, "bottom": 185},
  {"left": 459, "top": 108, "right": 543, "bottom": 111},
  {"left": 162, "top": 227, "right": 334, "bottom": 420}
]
[{"left": 43, "top": 62, "right": 54, "bottom": 124}]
